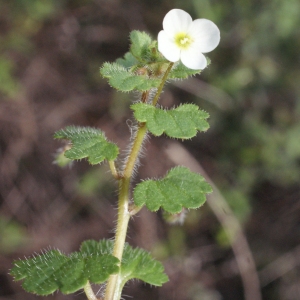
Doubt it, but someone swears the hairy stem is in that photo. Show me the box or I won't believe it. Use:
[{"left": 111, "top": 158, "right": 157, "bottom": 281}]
[
  {"left": 108, "top": 160, "right": 119, "bottom": 179},
  {"left": 104, "top": 123, "right": 147, "bottom": 300},
  {"left": 104, "top": 63, "right": 174, "bottom": 300},
  {"left": 84, "top": 282, "right": 98, "bottom": 300}
]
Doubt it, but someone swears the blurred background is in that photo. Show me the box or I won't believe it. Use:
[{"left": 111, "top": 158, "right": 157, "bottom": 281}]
[{"left": 1, "top": 0, "right": 300, "bottom": 299}]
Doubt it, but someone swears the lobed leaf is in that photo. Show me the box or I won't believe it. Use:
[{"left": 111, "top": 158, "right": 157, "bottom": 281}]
[
  {"left": 100, "top": 62, "right": 161, "bottom": 92},
  {"left": 168, "top": 61, "right": 202, "bottom": 79},
  {"left": 130, "top": 30, "right": 153, "bottom": 61},
  {"left": 121, "top": 243, "right": 169, "bottom": 287},
  {"left": 131, "top": 103, "right": 209, "bottom": 139},
  {"left": 133, "top": 166, "right": 212, "bottom": 213},
  {"left": 54, "top": 126, "right": 119, "bottom": 165},
  {"left": 10, "top": 241, "right": 119, "bottom": 295},
  {"left": 116, "top": 52, "right": 138, "bottom": 68},
  {"left": 168, "top": 58, "right": 211, "bottom": 79},
  {"left": 98, "top": 240, "right": 168, "bottom": 287}
]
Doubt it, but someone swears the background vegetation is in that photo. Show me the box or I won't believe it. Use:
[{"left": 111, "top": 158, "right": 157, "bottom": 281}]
[{"left": 1, "top": 0, "right": 300, "bottom": 299}]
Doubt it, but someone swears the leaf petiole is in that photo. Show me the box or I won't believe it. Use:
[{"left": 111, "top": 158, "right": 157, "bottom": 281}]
[{"left": 108, "top": 160, "right": 120, "bottom": 179}]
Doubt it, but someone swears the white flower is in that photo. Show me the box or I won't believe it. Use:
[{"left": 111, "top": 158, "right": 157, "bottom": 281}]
[{"left": 158, "top": 9, "right": 220, "bottom": 70}]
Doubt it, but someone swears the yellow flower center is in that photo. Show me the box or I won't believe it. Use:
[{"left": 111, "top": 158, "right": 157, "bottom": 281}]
[{"left": 175, "top": 32, "right": 193, "bottom": 49}]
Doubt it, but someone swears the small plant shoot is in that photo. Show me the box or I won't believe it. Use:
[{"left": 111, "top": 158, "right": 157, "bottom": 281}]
[{"left": 11, "top": 8, "right": 220, "bottom": 300}]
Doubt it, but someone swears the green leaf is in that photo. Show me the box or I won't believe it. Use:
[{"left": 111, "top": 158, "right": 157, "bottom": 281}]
[
  {"left": 54, "top": 126, "right": 119, "bottom": 165},
  {"left": 100, "top": 62, "right": 161, "bottom": 92},
  {"left": 79, "top": 240, "right": 119, "bottom": 283},
  {"left": 121, "top": 243, "right": 169, "bottom": 287},
  {"left": 133, "top": 166, "right": 212, "bottom": 213},
  {"left": 168, "top": 61, "right": 202, "bottom": 79},
  {"left": 10, "top": 240, "right": 119, "bottom": 295},
  {"left": 116, "top": 52, "right": 138, "bottom": 68},
  {"left": 168, "top": 57, "right": 212, "bottom": 79},
  {"left": 98, "top": 240, "right": 168, "bottom": 287},
  {"left": 131, "top": 103, "right": 209, "bottom": 139},
  {"left": 130, "top": 30, "right": 153, "bottom": 61}
]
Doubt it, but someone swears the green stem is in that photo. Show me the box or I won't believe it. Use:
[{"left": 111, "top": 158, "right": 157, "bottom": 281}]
[
  {"left": 104, "top": 63, "right": 174, "bottom": 300},
  {"left": 84, "top": 282, "right": 98, "bottom": 300},
  {"left": 108, "top": 160, "right": 119, "bottom": 179},
  {"left": 104, "top": 124, "right": 147, "bottom": 300},
  {"left": 152, "top": 62, "right": 174, "bottom": 106}
]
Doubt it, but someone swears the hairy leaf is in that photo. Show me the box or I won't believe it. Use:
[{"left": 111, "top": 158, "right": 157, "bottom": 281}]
[
  {"left": 121, "top": 243, "right": 169, "bottom": 287},
  {"left": 10, "top": 240, "right": 119, "bottom": 295},
  {"left": 131, "top": 103, "right": 209, "bottom": 139},
  {"left": 116, "top": 52, "right": 138, "bottom": 68},
  {"left": 130, "top": 30, "right": 153, "bottom": 61},
  {"left": 54, "top": 126, "right": 119, "bottom": 165},
  {"left": 168, "top": 57, "right": 212, "bottom": 79},
  {"left": 168, "top": 61, "right": 202, "bottom": 79},
  {"left": 98, "top": 240, "right": 168, "bottom": 287},
  {"left": 134, "top": 167, "right": 212, "bottom": 213},
  {"left": 100, "top": 62, "right": 160, "bottom": 92}
]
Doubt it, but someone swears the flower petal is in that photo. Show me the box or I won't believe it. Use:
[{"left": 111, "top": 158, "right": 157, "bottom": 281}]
[
  {"left": 163, "top": 9, "right": 192, "bottom": 37},
  {"left": 188, "top": 19, "right": 220, "bottom": 53},
  {"left": 180, "top": 47, "right": 207, "bottom": 70},
  {"left": 158, "top": 30, "right": 180, "bottom": 62}
]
